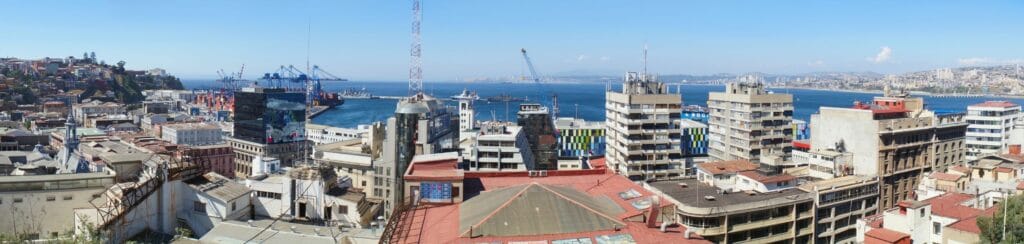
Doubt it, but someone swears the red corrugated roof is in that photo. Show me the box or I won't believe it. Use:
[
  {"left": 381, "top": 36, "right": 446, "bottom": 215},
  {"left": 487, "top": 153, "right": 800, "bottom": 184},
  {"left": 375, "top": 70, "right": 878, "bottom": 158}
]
[
  {"left": 949, "top": 166, "right": 971, "bottom": 174},
  {"left": 947, "top": 207, "right": 999, "bottom": 234},
  {"left": 924, "top": 193, "right": 983, "bottom": 219},
  {"left": 971, "top": 101, "right": 1018, "bottom": 108},
  {"left": 866, "top": 228, "right": 910, "bottom": 243}
]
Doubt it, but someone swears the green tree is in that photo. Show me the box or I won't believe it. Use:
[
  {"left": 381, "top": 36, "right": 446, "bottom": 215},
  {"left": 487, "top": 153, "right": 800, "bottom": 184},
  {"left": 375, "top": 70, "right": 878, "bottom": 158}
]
[{"left": 978, "top": 193, "right": 1024, "bottom": 243}]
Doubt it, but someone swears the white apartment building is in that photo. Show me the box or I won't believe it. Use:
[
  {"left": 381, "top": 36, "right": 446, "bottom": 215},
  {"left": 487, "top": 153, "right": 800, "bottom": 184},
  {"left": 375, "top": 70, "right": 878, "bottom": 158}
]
[
  {"left": 605, "top": 72, "right": 684, "bottom": 180},
  {"left": 965, "top": 101, "right": 1020, "bottom": 160},
  {"left": 161, "top": 122, "right": 224, "bottom": 146},
  {"left": 306, "top": 123, "right": 370, "bottom": 145},
  {"left": 792, "top": 148, "right": 853, "bottom": 180},
  {"left": 463, "top": 122, "right": 534, "bottom": 171},
  {"left": 707, "top": 82, "right": 794, "bottom": 167}
]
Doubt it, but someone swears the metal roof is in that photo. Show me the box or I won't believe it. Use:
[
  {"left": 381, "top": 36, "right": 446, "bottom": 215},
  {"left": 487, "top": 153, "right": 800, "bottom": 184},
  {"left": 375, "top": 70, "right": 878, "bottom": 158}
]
[{"left": 458, "top": 183, "right": 625, "bottom": 237}]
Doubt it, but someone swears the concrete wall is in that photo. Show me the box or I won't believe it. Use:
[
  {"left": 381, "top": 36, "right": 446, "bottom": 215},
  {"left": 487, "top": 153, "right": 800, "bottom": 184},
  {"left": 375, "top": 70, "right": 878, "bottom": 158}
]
[{"left": 811, "top": 108, "right": 880, "bottom": 177}]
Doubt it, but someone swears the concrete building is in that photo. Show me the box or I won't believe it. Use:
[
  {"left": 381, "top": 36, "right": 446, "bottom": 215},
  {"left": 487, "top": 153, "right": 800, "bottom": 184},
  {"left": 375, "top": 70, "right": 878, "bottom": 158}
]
[
  {"left": 798, "top": 175, "right": 880, "bottom": 244},
  {"left": 230, "top": 87, "right": 308, "bottom": 177},
  {"left": 0, "top": 170, "right": 116, "bottom": 239},
  {"left": 378, "top": 93, "right": 458, "bottom": 219},
  {"left": 161, "top": 122, "right": 223, "bottom": 146},
  {"left": 810, "top": 91, "right": 967, "bottom": 209},
  {"left": 516, "top": 103, "right": 558, "bottom": 170},
  {"left": 605, "top": 72, "right": 685, "bottom": 180},
  {"left": 554, "top": 117, "right": 605, "bottom": 160},
  {"left": 680, "top": 119, "right": 709, "bottom": 173},
  {"left": 647, "top": 177, "right": 815, "bottom": 243},
  {"left": 454, "top": 89, "right": 477, "bottom": 132},
  {"left": 73, "top": 101, "right": 125, "bottom": 122},
  {"left": 707, "top": 82, "right": 794, "bottom": 168},
  {"left": 464, "top": 122, "right": 534, "bottom": 171},
  {"left": 305, "top": 123, "right": 369, "bottom": 145},
  {"left": 965, "top": 101, "right": 1021, "bottom": 160},
  {"left": 245, "top": 167, "right": 380, "bottom": 228},
  {"left": 387, "top": 155, "right": 708, "bottom": 244},
  {"left": 793, "top": 148, "right": 854, "bottom": 180}
]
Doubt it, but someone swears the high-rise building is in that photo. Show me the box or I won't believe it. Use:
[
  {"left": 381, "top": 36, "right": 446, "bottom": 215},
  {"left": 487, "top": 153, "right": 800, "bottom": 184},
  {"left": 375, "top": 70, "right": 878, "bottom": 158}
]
[
  {"left": 810, "top": 90, "right": 967, "bottom": 209},
  {"left": 454, "top": 89, "right": 477, "bottom": 132},
  {"left": 605, "top": 72, "right": 684, "bottom": 180},
  {"left": 378, "top": 93, "right": 458, "bottom": 219},
  {"left": 965, "top": 101, "right": 1020, "bottom": 160},
  {"left": 516, "top": 103, "right": 557, "bottom": 170},
  {"left": 707, "top": 82, "right": 794, "bottom": 167},
  {"left": 463, "top": 121, "right": 534, "bottom": 171},
  {"left": 229, "top": 87, "right": 308, "bottom": 177}
]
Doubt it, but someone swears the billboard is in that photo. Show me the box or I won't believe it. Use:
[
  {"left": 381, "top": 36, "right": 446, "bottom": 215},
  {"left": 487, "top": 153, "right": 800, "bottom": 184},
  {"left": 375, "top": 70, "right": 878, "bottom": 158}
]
[{"left": 420, "top": 181, "right": 452, "bottom": 203}]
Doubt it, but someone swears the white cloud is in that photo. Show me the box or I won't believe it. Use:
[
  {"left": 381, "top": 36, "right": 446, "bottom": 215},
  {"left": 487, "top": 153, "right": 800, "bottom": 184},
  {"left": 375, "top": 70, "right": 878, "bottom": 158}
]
[
  {"left": 576, "top": 54, "right": 588, "bottom": 61},
  {"left": 870, "top": 46, "right": 893, "bottom": 63},
  {"left": 958, "top": 57, "right": 1024, "bottom": 66},
  {"left": 807, "top": 60, "right": 825, "bottom": 67}
]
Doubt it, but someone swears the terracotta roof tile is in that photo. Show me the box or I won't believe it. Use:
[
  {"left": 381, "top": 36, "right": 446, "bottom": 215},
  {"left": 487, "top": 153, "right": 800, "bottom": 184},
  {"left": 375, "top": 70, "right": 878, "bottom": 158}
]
[{"left": 866, "top": 228, "right": 909, "bottom": 243}]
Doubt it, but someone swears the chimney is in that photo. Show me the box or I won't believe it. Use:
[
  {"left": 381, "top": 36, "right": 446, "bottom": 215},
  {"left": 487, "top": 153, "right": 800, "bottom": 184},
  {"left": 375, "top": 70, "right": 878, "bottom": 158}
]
[{"left": 1010, "top": 144, "right": 1021, "bottom": 156}]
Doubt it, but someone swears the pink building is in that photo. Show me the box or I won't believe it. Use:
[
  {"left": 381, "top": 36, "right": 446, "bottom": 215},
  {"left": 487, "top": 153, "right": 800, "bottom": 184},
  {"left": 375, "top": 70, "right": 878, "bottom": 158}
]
[{"left": 183, "top": 144, "right": 235, "bottom": 179}]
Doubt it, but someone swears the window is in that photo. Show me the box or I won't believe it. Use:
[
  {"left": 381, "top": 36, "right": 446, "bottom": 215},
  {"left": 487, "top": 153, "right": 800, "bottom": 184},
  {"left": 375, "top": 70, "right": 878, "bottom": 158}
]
[
  {"left": 339, "top": 205, "right": 348, "bottom": 214},
  {"left": 13, "top": 198, "right": 23, "bottom": 203},
  {"left": 231, "top": 201, "right": 237, "bottom": 211},
  {"left": 46, "top": 196, "right": 56, "bottom": 202},
  {"left": 452, "top": 187, "right": 461, "bottom": 198},
  {"left": 933, "top": 222, "right": 941, "bottom": 235},
  {"left": 920, "top": 209, "right": 925, "bottom": 216},
  {"left": 63, "top": 195, "right": 73, "bottom": 201},
  {"left": 194, "top": 201, "right": 206, "bottom": 213}
]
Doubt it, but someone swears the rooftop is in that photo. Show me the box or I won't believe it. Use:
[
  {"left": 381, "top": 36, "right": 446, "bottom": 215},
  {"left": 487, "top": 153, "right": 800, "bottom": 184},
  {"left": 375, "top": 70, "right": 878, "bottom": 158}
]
[
  {"left": 970, "top": 101, "right": 1018, "bottom": 108},
  {"left": 865, "top": 228, "right": 909, "bottom": 243},
  {"left": 930, "top": 172, "right": 964, "bottom": 182},
  {"left": 737, "top": 171, "right": 795, "bottom": 184},
  {"left": 185, "top": 172, "right": 252, "bottom": 203},
  {"left": 648, "top": 179, "right": 812, "bottom": 215},
  {"left": 923, "top": 193, "right": 983, "bottom": 220},
  {"left": 696, "top": 160, "right": 759, "bottom": 175},
  {"left": 797, "top": 175, "right": 877, "bottom": 192}
]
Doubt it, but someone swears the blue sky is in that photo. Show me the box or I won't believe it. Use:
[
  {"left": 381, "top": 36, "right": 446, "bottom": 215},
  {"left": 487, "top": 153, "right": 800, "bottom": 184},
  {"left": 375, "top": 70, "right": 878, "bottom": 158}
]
[{"left": 1, "top": 1, "right": 1022, "bottom": 80}]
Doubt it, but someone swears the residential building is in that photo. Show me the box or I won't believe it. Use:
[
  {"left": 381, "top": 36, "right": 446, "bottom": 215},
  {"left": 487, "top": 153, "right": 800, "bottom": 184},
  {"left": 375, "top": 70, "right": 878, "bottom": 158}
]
[
  {"left": 793, "top": 148, "right": 854, "bottom": 180},
  {"left": 516, "top": 103, "right": 557, "bottom": 170},
  {"left": 810, "top": 90, "right": 967, "bottom": 209},
  {"left": 855, "top": 193, "right": 999, "bottom": 244},
  {"left": 230, "top": 87, "right": 308, "bottom": 177},
  {"left": 387, "top": 155, "right": 709, "bottom": 244},
  {"left": 605, "top": 72, "right": 685, "bottom": 180},
  {"left": 454, "top": 89, "right": 477, "bottom": 132},
  {"left": 965, "top": 101, "right": 1021, "bottom": 160},
  {"left": 464, "top": 122, "right": 534, "bottom": 171},
  {"left": 798, "top": 175, "right": 880, "bottom": 244},
  {"left": 161, "top": 122, "right": 223, "bottom": 146},
  {"left": 554, "top": 117, "right": 605, "bottom": 159},
  {"left": 245, "top": 166, "right": 380, "bottom": 228},
  {"left": 707, "top": 82, "right": 794, "bottom": 167},
  {"left": 73, "top": 101, "right": 125, "bottom": 122}
]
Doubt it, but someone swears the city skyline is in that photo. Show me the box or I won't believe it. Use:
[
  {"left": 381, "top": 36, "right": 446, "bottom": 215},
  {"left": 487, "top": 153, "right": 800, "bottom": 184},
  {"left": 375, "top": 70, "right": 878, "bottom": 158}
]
[{"left": 2, "top": 1, "right": 1023, "bottom": 80}]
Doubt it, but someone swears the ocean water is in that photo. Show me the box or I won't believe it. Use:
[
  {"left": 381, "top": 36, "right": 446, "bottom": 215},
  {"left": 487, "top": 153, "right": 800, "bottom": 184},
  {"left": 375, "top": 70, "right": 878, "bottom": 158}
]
[{"left": 181, "top": 80, "right": 1024, "bottom": 128}]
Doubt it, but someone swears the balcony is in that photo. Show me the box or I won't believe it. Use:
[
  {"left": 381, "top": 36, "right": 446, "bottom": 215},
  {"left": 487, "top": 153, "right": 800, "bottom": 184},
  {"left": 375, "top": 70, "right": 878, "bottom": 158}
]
[{"left": 730, "top": 214, "right": 793, "bottom": 232}]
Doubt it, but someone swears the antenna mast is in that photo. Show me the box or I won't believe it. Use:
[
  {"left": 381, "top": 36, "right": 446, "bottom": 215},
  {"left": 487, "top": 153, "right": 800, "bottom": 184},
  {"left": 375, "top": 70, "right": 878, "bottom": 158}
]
[{"left": 408, "top": 0, "right": 423, "bottom": 95}]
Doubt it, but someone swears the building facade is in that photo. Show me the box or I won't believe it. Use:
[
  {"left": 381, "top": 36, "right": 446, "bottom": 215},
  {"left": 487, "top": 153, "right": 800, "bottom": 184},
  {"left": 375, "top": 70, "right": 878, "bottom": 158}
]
[
  {"left": 554, "top": 117, "right": 605, "bottom": 159},
  {"left": 516, "top": 103, "right": 557, "bottom": 170},
  {"left": 305, "top": 123, "right": 368, "bottom": 145},
  {"left": 799, "top": 175, "right": 880, "bottom": 244},
  {"left": 230, "top": 87, "right": 308, "bottom": 177},
  {"left": 707, "top": 82, "right": 794, "bottom": 166},
  {"left": 161, "top": 122, "right": 223, "bottom": 146},
  {"left": 965, "top": 101, "right": 1020, "bottom": 160},
  {"left": 605, "top": 72, "right": 685, "bottom": 180},
  {"left": 464, "top": 122, "right": 534, "bottom": 171}
]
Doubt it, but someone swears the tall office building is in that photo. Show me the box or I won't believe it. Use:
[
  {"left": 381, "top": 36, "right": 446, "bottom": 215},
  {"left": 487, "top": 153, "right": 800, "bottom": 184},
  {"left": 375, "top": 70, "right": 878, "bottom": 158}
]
[
  {"left": 378, "top": 93, "right": 458, "bottom": 219},
  {"left": 605, "top": 72, "right": 684, "bottom": 180},
  {"left": 707, "top": 82, "right": 794, "bottom": 168},
  {"left": 516, "top": 103, "right": 557, "bottom": 170},
  {"left": 965, "top": 101, "right": 1021, "bottom": 160},
  {"left": 810, "top": 90, "right": 967, "bottom": 209},
  {"left": 229, "top": 87, "right": 308, "bottom": 177}
]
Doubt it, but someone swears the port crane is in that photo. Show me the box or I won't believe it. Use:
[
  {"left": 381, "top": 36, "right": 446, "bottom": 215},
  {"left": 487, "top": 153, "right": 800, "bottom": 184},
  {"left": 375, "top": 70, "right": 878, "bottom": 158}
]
[
  {"left": 258, "top": 65, "right": 348, "bottom": 106},
  {"left": 215, "top": 64, "right": 249, "bottom": 91},
  {"left": 521, "top": 48, "right": 557, "bottom": 117}
]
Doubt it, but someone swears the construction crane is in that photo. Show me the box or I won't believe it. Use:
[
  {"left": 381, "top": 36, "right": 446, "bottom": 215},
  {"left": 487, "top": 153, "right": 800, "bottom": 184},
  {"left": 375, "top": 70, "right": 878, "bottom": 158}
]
[
  {"left": 521, "top": 48, "right": 557, "bottom": 117},
  {"left": 408, "top": 0, "right": 423, "bottom": 96},
  {"left": 215, "top": 64, "right": 249, "bottom": 92}
]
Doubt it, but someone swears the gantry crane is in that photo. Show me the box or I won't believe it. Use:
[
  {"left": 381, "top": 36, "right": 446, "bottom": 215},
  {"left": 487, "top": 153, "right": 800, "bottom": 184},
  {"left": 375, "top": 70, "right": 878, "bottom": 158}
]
[{"left": 521, "top": 48, "right": 557, "bottom": 117}]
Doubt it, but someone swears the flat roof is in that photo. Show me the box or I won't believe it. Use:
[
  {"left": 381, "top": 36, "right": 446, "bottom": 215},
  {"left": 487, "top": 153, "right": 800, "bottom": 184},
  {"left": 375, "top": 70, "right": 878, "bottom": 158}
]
[
  {"left": 648, "top": 179, "right": 812, "bottom": 215},
  {"left": 696, "top": 160, "right": 759, "bottom": 175},
  {"left": 798, "top": 175, "right": 877, "bottom": 192}
]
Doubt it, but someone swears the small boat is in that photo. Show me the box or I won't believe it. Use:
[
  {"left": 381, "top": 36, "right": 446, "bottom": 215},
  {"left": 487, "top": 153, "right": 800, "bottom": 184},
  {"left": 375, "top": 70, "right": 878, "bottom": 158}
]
[
  {"left": 339, "top": 87, "right": 376, "bottom": 99},
  {"left": 485, "top": 94, "right": 528, "bottom": 103}
]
